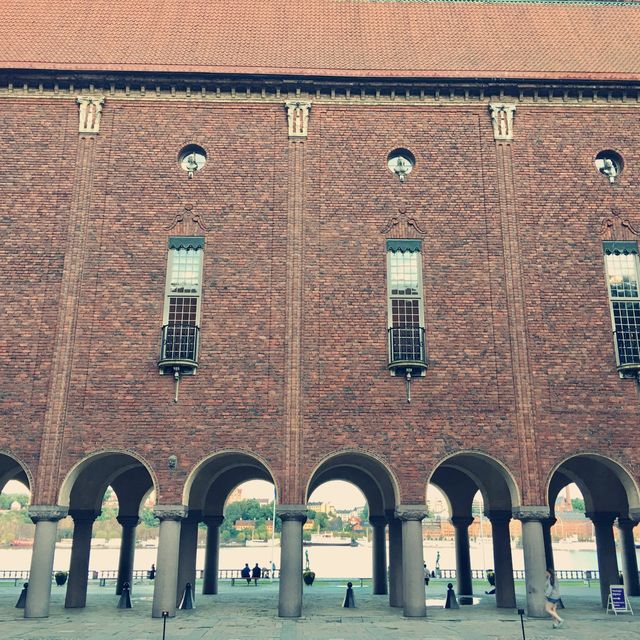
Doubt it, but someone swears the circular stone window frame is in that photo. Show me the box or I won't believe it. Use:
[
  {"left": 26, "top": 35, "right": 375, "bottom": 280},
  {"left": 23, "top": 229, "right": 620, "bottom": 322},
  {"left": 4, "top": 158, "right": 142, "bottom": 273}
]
[
  {"left": 178, "top": 144, "right": 208, "bottom": 176},
  {"left": 387, "top": 148, "right": 416, "bottom": 182},
  {"left": 594, "top": 149, "right": 624, "bottom": 183}
]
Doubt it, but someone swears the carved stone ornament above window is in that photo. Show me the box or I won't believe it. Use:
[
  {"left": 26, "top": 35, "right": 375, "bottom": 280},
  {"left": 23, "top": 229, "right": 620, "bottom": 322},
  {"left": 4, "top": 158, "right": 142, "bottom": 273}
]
[
  {"left": 77, "top": 96, "right": 104, "bottom": 134},
  {"left": 489, "top": 103, "right": 516, "bottom": 141},
  {"left": 598, "top": 208, "right": 639, "bottom": 240},
  {"left": 380, "top": 208, "right": 426, "bottom": 237}
]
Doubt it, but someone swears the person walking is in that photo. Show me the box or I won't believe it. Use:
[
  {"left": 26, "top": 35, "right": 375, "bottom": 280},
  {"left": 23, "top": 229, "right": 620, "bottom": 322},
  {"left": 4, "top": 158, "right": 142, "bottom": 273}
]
[
  {"left": 544, "top": 569, "right": 563, "bottom": 628},
  {"left": 423, "top": 562, "right": 430, "bottom": 586}
]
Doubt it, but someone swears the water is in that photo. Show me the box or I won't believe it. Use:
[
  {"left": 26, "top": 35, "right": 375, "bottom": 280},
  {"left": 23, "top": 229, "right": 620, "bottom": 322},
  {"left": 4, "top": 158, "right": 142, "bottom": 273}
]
[{"left": 0, "top": 540, "right": 606, "bottom": 577}]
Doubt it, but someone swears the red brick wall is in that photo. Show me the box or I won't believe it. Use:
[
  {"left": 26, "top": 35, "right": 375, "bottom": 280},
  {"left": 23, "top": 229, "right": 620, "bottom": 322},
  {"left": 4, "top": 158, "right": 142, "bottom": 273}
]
[{"left": 0, "top": 96, "right": 638, "bottom": 505}]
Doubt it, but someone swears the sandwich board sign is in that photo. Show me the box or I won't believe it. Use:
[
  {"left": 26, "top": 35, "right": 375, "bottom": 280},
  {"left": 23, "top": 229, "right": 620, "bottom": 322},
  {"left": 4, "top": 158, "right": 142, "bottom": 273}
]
[{"left": 606, "top": 585, "right": 634, "bottom": 615}]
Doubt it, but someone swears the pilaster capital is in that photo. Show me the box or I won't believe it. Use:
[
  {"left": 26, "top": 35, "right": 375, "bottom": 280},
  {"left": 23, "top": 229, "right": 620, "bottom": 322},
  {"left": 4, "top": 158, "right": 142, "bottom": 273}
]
[
  {"left": 28, "top": 505, "right": 69, "bottom": 523},
  {"left": 450, "top": 515, "right": 474, "bottom": 529},
  {"left": 395, "top": 505, "right": 428, "bottom": 522},
  {"left": 68, "top": 509, "right": 100, "bottom": 523},
  {"left": 512, "top": 506, "right": 550, "bottom": 522},
  {"left": 586, "top": 511, "right": 618, "bottom": 526},
  {"left": 153, "top": 505, "right": 188, "bottom": 521},
  {"left": 484, "top": 510, "right": 512, "bottom": 525},
  {"left": 369, "top": 515, "right": 388, "bottom": 527},
  {"left": 202, "top": 515, "right": 225, "bottom": 527},
  {"left": 285, "top": 101, "right": 312, "bottom": 138},
  {"left": 77, "top": 95, "right": 105, "bottom": 134},
  {"left": 276, "top": 505, "right": 308, "bottom": 523},
  {"left": 116, "top": 515, "right": 141, "bottom": 528},
  {"left": 489, "top": 102, "right": 516, "bottom": 141}
]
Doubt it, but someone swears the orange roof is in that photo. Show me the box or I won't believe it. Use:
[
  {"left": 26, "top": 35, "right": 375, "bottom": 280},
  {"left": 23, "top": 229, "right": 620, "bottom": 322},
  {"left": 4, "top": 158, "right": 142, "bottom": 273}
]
[{"left": 1, "top": 0, "right": 640, "bottom": 82}]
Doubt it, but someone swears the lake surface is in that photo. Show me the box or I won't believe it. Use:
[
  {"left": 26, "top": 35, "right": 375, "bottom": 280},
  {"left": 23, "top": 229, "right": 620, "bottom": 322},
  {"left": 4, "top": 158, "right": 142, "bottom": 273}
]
[{"left": 0, "top": 540, "right": 609, "bottom": 577}]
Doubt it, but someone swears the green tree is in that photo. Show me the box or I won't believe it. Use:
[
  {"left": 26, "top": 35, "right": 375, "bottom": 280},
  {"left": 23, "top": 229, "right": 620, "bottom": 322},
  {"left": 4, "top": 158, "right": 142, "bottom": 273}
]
[{"left": 571, "top": 498, "right": 585, "bottom": 512}]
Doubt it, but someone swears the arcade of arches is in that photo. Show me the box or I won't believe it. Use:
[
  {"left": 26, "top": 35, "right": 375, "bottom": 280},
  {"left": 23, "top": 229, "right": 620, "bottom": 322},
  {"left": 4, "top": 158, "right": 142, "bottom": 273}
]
[{"left": 1, "top": 450, "right": 638, "bottom": 620}]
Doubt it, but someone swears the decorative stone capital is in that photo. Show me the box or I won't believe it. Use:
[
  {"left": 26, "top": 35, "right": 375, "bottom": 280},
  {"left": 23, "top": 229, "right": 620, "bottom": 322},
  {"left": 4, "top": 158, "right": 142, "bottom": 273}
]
[
  {"left": 202, "top": 515, "right": 225, "bottom": 528},
  {"left": 629, "top": 508, "right": 640, "bottom": 522},
  {"left": 489, "top": 102, "right": 516, "bottom": 141},
  {"left": 450, "top": 515, "right": 474, "bottom": 529},
  {"left": 276, "top": 505, "right": 308, "bottom": 523},
  {"left": 77, "top": 96, "right": 105, "bottom": 134},
  {"left": 586, "top": 511, "right": 618, "bottom": 527},
  {"left": 28, "top": 505, "right": 69, "bottom": 523},
  {"left": 69, "top": 509, "right": 100, "bottom": 523},
  {"left": 285, "top": 101, "right": 311, "bottom": 138},
  {"left": 395, "top": 505, "right": 428, "bottom": 522},
  {"left": 616, "top": 517, "right": 637, "bottom": 531},
  {"left": 512, "top": 506, "right": 550, "bottom": 522},
  {"left": 484, "top": 510, "right": 512, "bottom": 525},
  {"left": 153, "top": 505, "right": 187, "bottom": 521},
  {"left": 116, "top": 515, "right": 141, "bottom": 528},
  {"left": 369, "top": 515, "right": 388, "bottom": 527}
]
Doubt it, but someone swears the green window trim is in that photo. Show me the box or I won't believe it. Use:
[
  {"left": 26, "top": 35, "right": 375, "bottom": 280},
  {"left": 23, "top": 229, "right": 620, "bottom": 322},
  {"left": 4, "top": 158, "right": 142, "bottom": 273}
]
[
  {"left": 603, "top": 240, "right": 638, "bottom": 255},
  {"left": 386, "top": 239, "right": 422, "bottom": 253},
  {"left": 168, "top": 236, "right": 205, "bottom": 251}
]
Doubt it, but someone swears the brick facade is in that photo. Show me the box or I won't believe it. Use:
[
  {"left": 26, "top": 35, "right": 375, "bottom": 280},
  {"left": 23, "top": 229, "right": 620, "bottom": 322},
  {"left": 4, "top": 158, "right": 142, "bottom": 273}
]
[{"left": 1, "top": 86, "right": 639, "bottom": 507}]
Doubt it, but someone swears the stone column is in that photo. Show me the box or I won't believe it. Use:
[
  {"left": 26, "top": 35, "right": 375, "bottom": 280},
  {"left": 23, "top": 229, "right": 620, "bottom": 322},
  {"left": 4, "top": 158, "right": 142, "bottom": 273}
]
[
  {"left": 202, "top": 515, "right": 224, "bottom": 595},
  {"left": 451, "top": 515, "right": 474, "bottom": 604},
  {"left": 277, "top": 506, "right": 307, "bottom": 618},
  {"left": 588, "top": 512, "right": 620, "bottom": 607},
  {"left": 387, "top": 512, "right": 403, "bottom": 608},
  {"left": 397, "top": 506, "right": 427, "bottom": 618},
  {"left": 541, "top": 517, "right": 556, "bottom": 571},
  {"left": 486, "top": 510, "right": 516, "bottom": 608},
  {"left": 617, "top": 518, "right": 640, "bottom": 596},
  {"left": 176, "top": 510, "right": 201, "bottom": 606},
  {"left": 369, "top": 515, "right": 388, "bottom": 595},
  {"left": 65, "top": 509, "right": 98, "bottom": 608},
  {"left": 116, "top": 515, "right": 140, "bottom": 595},
  {"left": 151, "top": 505, "right": 186, "bottom": 618},
  {"left": 24, "top": 506, "right": 68, "bottom": 618},
  {"left": 515, "top": 507, "right": 549, "bottom": 618}
]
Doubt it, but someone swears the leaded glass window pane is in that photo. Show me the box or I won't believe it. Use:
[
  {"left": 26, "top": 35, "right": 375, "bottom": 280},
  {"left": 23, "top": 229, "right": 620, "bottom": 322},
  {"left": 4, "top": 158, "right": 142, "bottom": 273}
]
[{"left": 169, "top": 248, "right": 201, "bottom": 294}]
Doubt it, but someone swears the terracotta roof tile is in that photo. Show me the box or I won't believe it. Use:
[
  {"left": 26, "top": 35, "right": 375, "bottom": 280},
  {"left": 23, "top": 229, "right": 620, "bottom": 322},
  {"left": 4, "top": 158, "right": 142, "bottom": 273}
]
[{"left": 1, "top": 0, "right": 639, "bottom": 81}]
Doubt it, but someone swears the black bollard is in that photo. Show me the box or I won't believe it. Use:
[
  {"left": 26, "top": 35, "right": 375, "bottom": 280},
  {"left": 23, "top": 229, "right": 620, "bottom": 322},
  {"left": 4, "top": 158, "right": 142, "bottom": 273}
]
[
  {"left": 444, "top": 583, "right": 459, "bottom": 609},
  {"left": 179, "top": 581, "right": 195, "bottom": 610},
  {"left": 117, "top": 581, "right": 132, "bottom": 609},
  {"left": 15, "top": 582, "right": 28, "bottom": 609},
  {"left": 342, "top": 581, "right": 356, "bottom": 608}
]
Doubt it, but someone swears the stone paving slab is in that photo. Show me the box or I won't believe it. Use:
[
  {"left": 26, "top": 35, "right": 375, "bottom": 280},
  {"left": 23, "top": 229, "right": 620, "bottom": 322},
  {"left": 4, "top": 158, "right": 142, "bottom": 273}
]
[{"left": 0, "top": 580, "right": 638, "bottom": 640}]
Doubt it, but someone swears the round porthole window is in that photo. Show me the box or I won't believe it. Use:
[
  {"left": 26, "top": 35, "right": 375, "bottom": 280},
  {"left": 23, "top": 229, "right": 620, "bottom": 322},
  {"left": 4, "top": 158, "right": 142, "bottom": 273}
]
[
  {"left": 178, "top": 144, "right": 207, "bottom": 177},
  {"left": 387, "top": 149, "right": 415, "bottom": 182},
  {"left": 595, "top": 150, "right": 623, "bottom": 183}
]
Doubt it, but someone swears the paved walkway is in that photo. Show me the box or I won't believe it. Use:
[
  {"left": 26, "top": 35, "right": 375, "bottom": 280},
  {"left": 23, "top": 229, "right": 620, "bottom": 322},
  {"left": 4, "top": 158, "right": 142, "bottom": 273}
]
[{"left": 0, "top": 579, "right": 637, "bottom": 640}]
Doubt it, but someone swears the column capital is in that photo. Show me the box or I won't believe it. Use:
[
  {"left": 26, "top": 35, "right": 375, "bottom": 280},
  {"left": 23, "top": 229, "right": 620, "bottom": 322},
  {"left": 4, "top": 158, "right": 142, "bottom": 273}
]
[
  {"left": 202, "top": 515, "right": 225, "bottom": 527},
  {"left": 369, "top": 515, "right": 388, "bottom": 527},
  {"left": 395, "top": 505, "right": 428, "bottom": 521},
  {"left": 184, "top": 509, "right": 202, "bottom": 523},
  {"left": 450, "top": 515, "right": 474, "bottom": 528},
  {"left": 28, "top": 505, "right": 68, "bottom": 523},
  {"left": 484, "top": 510, "right": 512, "bottom": 524},
  {"left": 617, "top": 517, "right": 638, "bottom": 530},
  {"left": 629, "top": 507, "right": 640, "bottom": 522},
  {"left": 77, "top": 95, "right": 105, "bottom": 134},
  {"left": 276, "top": 505, "right": 308, "bottom": 523},
  {"left": 153, "top": 505, "right": 187, "bottom": 521},
  {"left": 68, "top": 509, "right": 100, "bottom": 523},
  {"left": 116, "top": 515, "right": 141, "bottom": 528},
  {"left": 586, "top": 511, "right": 618, "bottom": 526},
  {"left": 512, "top": 506, "right": 550, "bottom": 522}
]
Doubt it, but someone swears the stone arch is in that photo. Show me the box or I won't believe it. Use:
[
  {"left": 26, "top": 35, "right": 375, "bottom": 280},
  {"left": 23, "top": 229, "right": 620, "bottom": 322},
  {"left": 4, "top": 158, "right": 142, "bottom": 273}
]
[
  {"left": 183, "top": 449, "right": 277, "bottom": 514},
  {"left": 58, "top": 449, "right": 157, "bottom": 514},
  {"left": 547, "top": 452, "right": 640, "bottom": 516},
  {"left": 0, "top": 449, "right": 33, "bottom": 493},
  {"left": 305, "top": 449, "right": 400, "bottom": 517},
  {"left": 428, "top": 450, "right": 520, "bottom": 514}
]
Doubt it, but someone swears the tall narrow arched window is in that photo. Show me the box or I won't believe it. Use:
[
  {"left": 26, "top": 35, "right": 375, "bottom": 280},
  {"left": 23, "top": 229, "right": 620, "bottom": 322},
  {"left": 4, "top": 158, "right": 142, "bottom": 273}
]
[
  {"left": 158, "top": 236, "right": 204, "bottom": 375},
  {"left": 386, "top": 239, "right": 427, "bottom": 377},
  {"left": 603, "top": 241, "right": 640, "bottom": 378}
]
